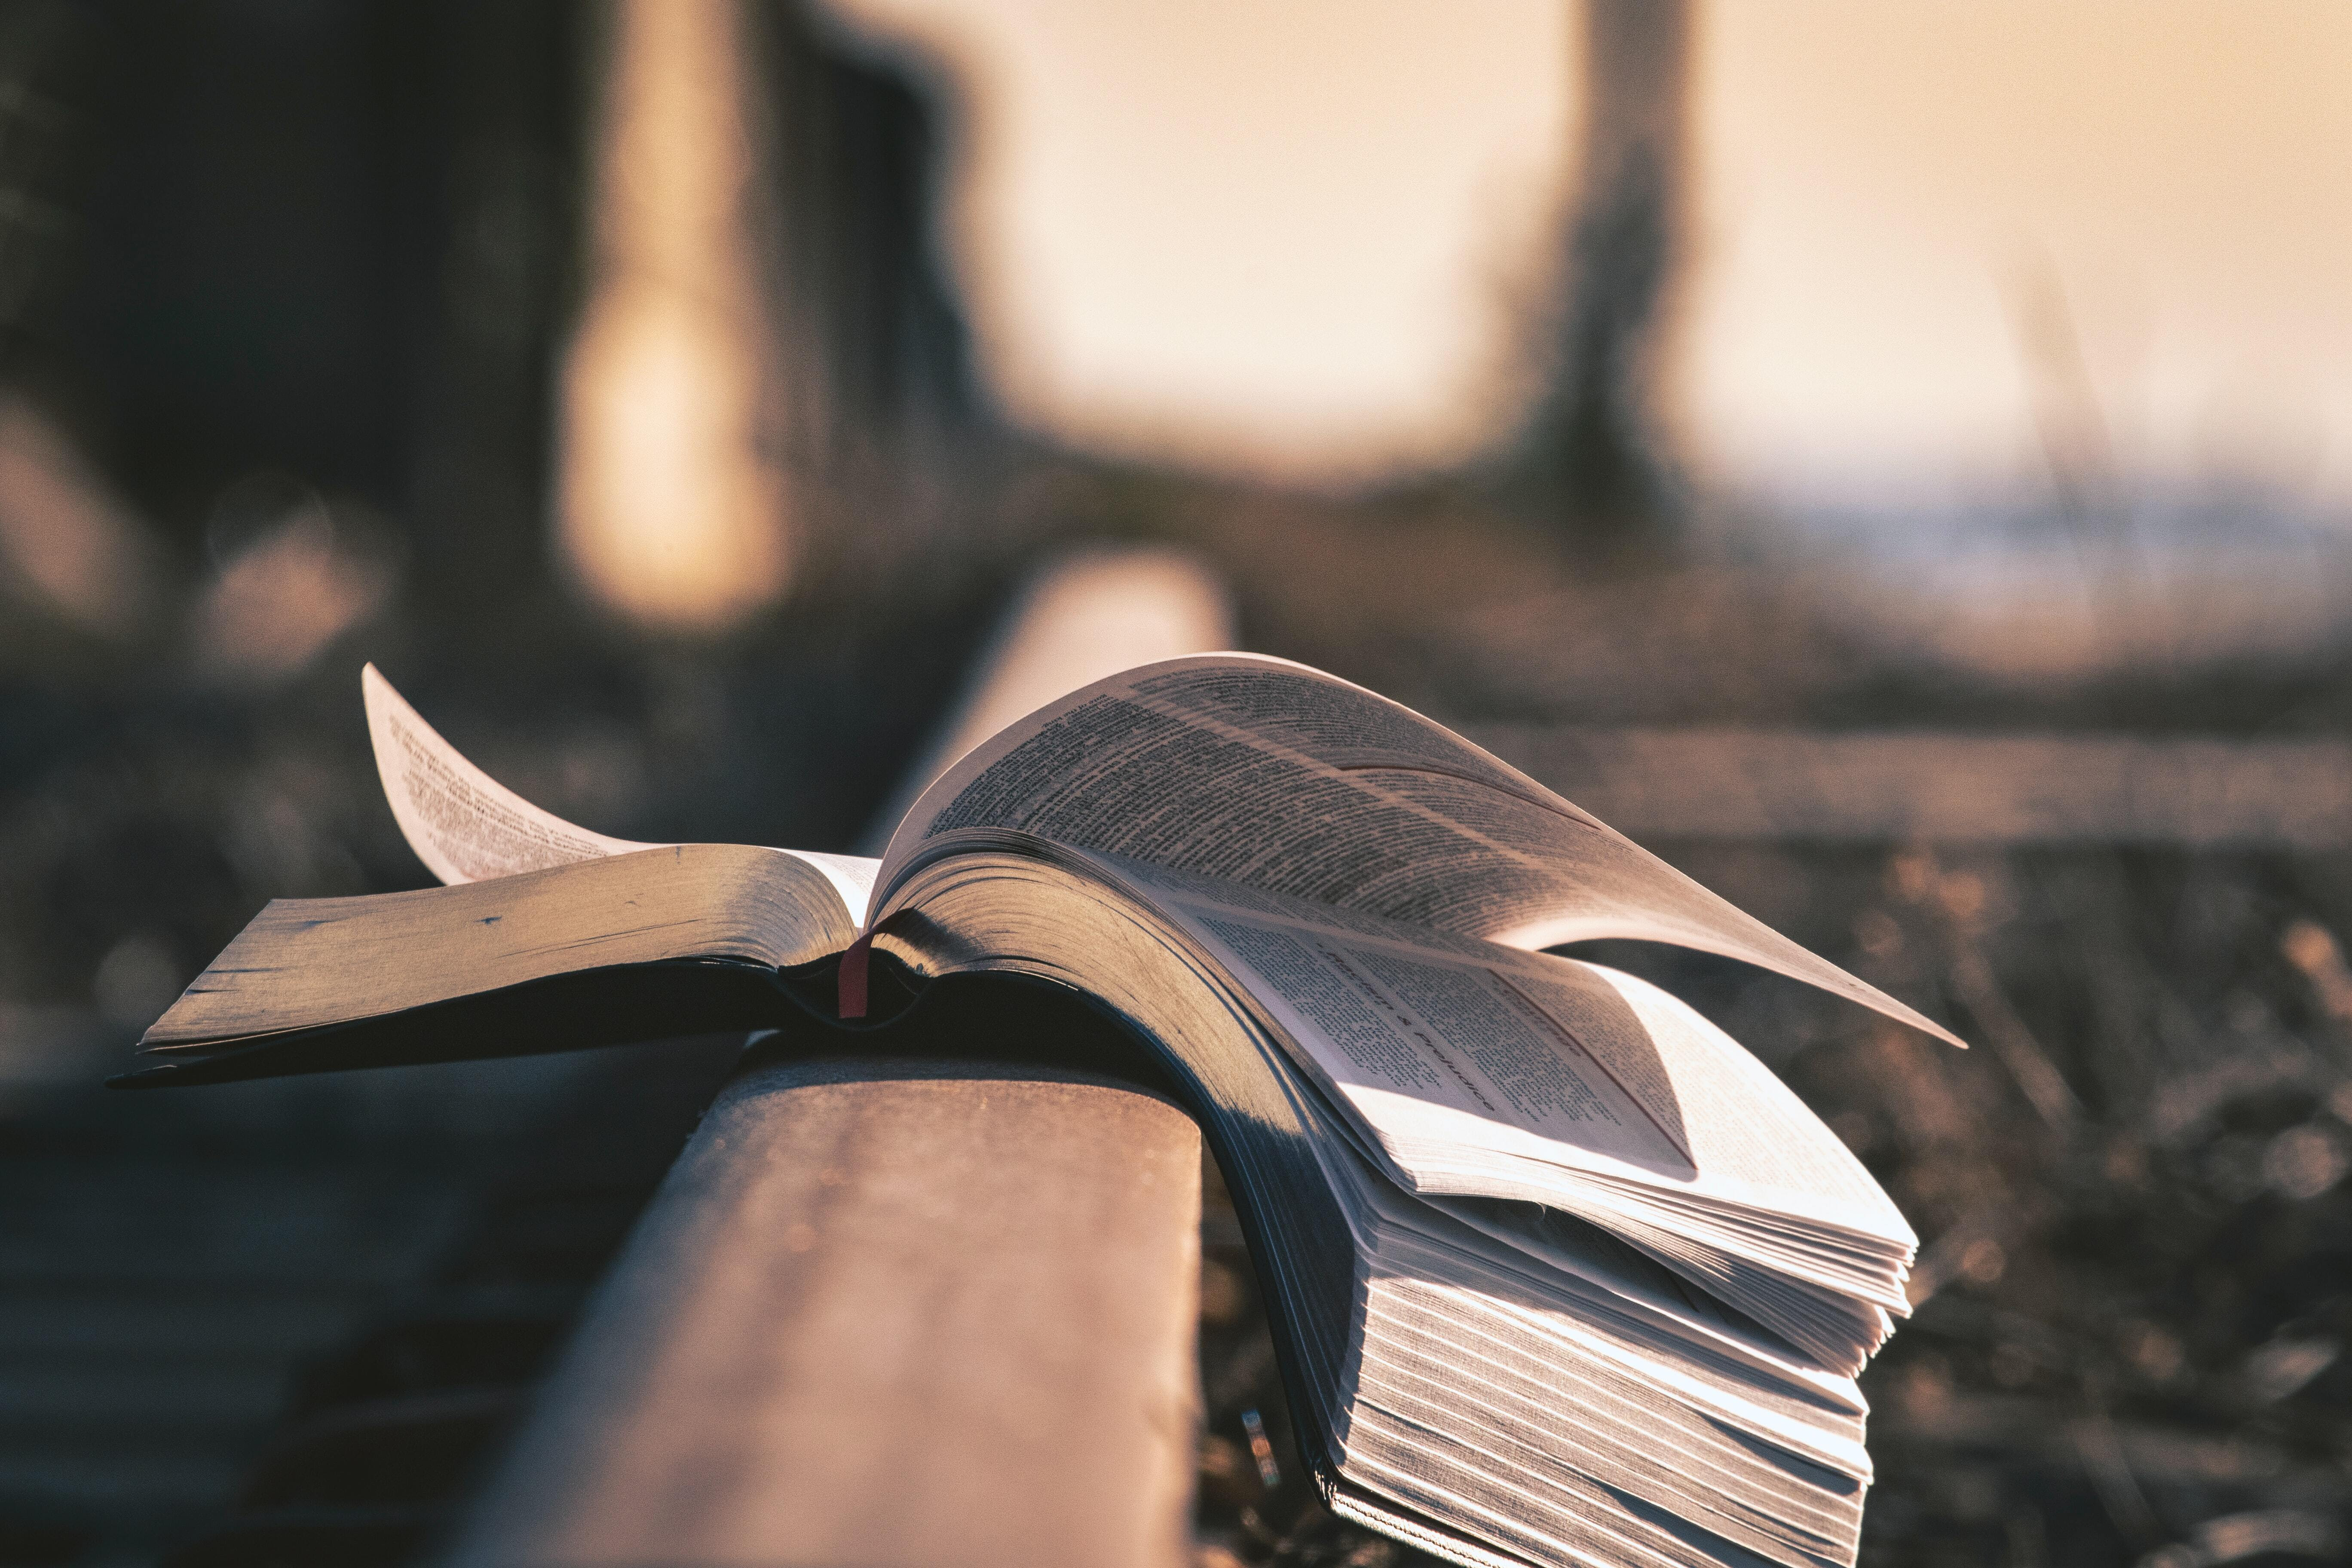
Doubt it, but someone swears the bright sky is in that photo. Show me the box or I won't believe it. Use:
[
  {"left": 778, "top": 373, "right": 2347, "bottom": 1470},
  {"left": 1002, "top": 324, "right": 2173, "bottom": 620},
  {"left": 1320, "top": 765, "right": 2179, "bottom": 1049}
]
[
  {"left": 829, "top": 0, "right": 2352, "bottom": 510},
  {"left": 1688, "top": 1, "right": 2352, "bottom": 513}
]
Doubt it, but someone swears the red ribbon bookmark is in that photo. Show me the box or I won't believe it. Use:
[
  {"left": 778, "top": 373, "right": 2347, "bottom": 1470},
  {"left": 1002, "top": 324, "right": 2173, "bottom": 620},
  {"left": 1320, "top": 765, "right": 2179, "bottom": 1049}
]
[{"left": 836, "top": 932, "right": 873, "bottom": 1019}]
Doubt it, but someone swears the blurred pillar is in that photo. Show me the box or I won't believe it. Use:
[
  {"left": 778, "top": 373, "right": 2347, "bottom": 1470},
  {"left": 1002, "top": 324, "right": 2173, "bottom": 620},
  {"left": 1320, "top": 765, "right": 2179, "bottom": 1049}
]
[
  {"left": 1531, "top": 0, "right": 1690, "bottom": 555},
  {"left": 555, "top": 2, "right": 978, "bottom": 631},
  {"left": 761, "top": 6, "right": 977, "bottom": 487},
  {"left": 557, "top": 0, "right": 796, "bottom": 632}
]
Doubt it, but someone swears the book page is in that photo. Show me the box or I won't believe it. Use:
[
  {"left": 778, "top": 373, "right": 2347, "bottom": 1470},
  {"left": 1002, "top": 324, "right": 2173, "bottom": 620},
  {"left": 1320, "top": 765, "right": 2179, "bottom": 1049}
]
[
  {"left": 140, "top": 843, "right": 858, "bottom": 1049},
  {"left": 1101, "top": 856, "right": 1906, "bottom": 1238},
  {"left": 879, "top": 654, "right": 1957, "bottom": 1047},
  {"left": 362, "top": 665, "right": 878, "bottom": 920}
]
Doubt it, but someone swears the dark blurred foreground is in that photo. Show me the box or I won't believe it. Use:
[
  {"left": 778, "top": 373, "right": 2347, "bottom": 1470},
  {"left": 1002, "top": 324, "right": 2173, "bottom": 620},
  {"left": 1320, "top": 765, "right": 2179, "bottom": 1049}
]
[{"left": 1, "top": 3, "right": 2350, "bottom": 1567}]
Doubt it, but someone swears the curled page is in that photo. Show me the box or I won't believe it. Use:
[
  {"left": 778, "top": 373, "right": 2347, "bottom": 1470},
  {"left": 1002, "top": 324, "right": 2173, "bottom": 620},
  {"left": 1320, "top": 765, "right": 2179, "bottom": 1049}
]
[
  {"left": 880, "top": 654, "right": 1962, "bottom": 1048},
  {"left": 361, "top": 665, "right": 877, "bottom": 920},
  {"left": 363, "top": 664, "right": 653, "bottom": 884}
]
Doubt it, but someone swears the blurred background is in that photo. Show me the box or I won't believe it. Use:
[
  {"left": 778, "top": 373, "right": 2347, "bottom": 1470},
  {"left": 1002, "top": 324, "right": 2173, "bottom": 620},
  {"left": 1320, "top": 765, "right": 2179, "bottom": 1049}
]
[{"left": 2, "top": 2, "right": 2350, "bottom": 1565}]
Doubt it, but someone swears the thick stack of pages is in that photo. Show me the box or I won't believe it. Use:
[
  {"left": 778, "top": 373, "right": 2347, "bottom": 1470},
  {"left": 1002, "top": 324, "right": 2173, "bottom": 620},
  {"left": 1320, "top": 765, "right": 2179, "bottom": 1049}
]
[
  {"left": 876, "top": 843, "right": 1906, "bottom": 1568},
  {"left": 123, "top": 656, "right": 1959, "bottom": 1568}
]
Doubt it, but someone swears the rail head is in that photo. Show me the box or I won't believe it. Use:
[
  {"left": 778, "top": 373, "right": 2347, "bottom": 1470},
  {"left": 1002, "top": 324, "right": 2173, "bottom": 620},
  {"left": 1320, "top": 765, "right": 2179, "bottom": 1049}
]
[{"left": 441, "top": 1055, "right": 1204, "bottom": 1568}]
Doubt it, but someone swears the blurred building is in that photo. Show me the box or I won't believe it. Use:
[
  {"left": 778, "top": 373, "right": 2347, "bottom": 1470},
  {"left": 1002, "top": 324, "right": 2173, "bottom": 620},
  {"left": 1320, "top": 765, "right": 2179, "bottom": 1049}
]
[{"left": 0, "top": 0, "right": 976, "bottom": 648}]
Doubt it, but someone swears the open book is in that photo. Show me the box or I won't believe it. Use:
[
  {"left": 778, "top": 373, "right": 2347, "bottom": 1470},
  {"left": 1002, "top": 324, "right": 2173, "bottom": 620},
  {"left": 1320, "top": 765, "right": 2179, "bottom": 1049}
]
[{"left": 123, "top": 655, "right": 1958, "bottom": 1568}]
